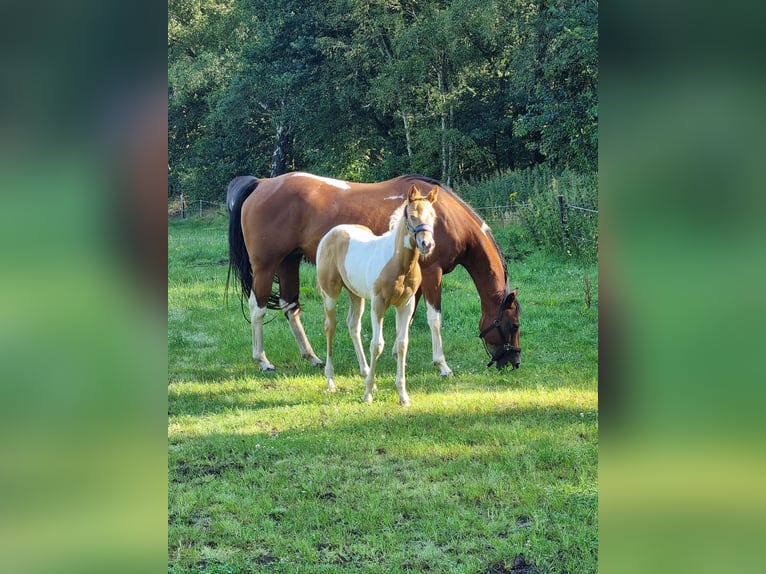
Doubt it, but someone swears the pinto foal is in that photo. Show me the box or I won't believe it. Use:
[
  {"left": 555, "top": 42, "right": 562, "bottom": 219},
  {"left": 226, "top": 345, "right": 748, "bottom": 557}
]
[{"left": 316, "top": 185, "right": 438, "bottom": 406}]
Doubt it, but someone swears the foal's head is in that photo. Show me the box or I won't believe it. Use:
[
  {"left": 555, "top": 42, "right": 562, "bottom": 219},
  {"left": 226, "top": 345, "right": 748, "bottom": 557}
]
[{"left": 404, "top": 185, "right": 439, "bottom": 257}]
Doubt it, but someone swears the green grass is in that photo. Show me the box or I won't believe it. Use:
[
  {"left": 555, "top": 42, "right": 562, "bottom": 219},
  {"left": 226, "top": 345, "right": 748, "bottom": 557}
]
[{"left": 168, "top": 213, "right": 598, "bottom": 573}]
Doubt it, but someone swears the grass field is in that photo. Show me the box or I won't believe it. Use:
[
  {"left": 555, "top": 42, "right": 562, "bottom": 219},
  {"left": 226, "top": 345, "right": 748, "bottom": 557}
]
[{"left": 168, "top": 213, "right": 598, "bottom": 573}]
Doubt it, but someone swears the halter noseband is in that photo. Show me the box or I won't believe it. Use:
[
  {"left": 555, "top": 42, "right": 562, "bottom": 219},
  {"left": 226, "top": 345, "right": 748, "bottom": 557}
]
[
  {"left": 403, "top": 205, "right": 434, "bottom": 237},
  {"left": 479, "top": 294, "right": 521, "bottom": 368}
]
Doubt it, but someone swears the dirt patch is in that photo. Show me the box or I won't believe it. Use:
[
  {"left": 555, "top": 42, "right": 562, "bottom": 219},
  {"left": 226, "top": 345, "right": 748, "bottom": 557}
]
[
  {"left": 484, "top": 554, "right": 538, "bottom": 574},
  {"left": 253, "top": 554, "right": 279, "bottom": 565},
  {"left": 516, "top": 515, "right": 532, "bottom": 529}
]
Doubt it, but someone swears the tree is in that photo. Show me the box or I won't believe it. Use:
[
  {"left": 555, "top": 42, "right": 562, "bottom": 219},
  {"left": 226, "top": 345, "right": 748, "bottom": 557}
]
[
  {"left": 511, "top": 0, "right": 598, "bottom": 171},
  {"left": 167, "top": 0, "right": 598, "bottom": 202},
  {"left": 168, "top": 0, "right": 244, "bottom": 198}
]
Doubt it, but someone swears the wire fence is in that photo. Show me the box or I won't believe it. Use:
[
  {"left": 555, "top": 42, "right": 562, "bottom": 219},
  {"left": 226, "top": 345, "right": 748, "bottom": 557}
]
[
  {"left": 557, "top": 194, "right": 598, "bottom": 246},
  {"left": 472, "top": 203, "right": 534, "bottom": 213},
  {"left": 168, "top": 195, "right": 598, "bottom": 251},
  {"left": 169, "top": 195, "right": 226, "bottom": 219},
  {"left": 471, "top": 203, "right": 533, "bottom": 223}
]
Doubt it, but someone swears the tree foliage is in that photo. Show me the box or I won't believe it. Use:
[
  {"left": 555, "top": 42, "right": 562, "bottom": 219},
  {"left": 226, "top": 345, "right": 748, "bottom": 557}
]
[{"left": 169, "top": 0, "right": 598, "bottom": 201}]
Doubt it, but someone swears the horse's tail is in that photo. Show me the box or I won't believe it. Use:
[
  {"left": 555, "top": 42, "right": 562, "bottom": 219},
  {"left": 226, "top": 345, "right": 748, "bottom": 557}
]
[{"left": 226, "top": 177, "right": 259, "bottom": 318}]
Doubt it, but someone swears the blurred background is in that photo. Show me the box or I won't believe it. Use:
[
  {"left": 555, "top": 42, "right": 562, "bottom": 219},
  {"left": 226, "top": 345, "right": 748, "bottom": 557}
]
[
  {"left": 0, "top": 2, "right": 167, "bottom": 573},
  {"left": 1, "top": 0, "right": 765, "bottom": 572},
  {"left": 600, "top": 0, "right": 766, "bottom": 571}
]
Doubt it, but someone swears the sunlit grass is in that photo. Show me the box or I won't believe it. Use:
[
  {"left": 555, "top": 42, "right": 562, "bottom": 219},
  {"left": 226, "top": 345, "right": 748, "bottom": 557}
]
[{"left": 168, "top": 214, "right": 597, "bottom": 573}]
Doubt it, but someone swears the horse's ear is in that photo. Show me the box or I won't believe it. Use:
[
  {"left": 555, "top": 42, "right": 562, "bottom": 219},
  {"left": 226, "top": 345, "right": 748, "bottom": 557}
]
[
  {"left": 427, "top": 185, "right": 439, "bottom": 204},
  {"left": 407, "top": 185, "right": 420, "bottom": 201},
  {"left": 505, "top": 288, "right": 518, "bottom": 307}
]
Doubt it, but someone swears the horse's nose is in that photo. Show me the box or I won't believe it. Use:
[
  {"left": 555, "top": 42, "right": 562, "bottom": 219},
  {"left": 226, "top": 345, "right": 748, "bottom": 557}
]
[
  {"left": 420, "top": 236, "right": 434, "bottom": 254},
  {"left": 512, "top": 360, "right": 520, "bottom": 369}
]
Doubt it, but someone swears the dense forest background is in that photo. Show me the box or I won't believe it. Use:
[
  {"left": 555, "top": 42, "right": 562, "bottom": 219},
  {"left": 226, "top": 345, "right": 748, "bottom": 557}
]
[{"left": 169, "top": 0, "right": 597, "bottom": 202}]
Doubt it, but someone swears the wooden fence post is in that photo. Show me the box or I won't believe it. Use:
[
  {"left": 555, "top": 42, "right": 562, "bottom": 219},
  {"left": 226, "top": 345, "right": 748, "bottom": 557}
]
[
  {"left": 557, "top": 194, "right": 568, "bottom": 250},
  {"left": 180, "top": 194, "right": 186, "bottom": 219}
]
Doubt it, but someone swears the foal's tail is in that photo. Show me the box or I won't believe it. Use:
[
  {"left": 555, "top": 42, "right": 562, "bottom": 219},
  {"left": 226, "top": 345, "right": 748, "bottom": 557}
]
[{"left": 226, "top": 176, "right": 259, "bottom": 317}]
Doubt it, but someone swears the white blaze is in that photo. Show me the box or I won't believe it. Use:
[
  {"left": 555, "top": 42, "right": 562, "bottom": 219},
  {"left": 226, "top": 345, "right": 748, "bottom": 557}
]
[{"left": 290, "top": 172, "right": 351, "bottom": 190}]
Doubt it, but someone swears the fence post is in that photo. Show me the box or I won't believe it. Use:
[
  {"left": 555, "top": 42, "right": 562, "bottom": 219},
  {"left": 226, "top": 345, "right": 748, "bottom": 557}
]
[
  {"left": 180, "top": 194, "right": 186, "bottom": 219},
  {"left": 557, "top": 194, "right": 568, "bottom": 250},
  {"left": 199, "top": 199, "right": 203, "bottom": 217}
]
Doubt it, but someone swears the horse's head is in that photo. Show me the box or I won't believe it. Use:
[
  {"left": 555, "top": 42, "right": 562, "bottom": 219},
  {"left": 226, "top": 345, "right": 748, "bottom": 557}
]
[
  {"left": 406, "top": 185, "right": 439, "bottom": 257},
  {"left": 479, "top": 288, "right": 521, "bottom": 370}
]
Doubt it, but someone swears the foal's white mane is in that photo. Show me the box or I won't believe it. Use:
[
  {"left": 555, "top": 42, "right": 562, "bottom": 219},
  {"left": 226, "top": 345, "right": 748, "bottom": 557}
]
[{"left": 388, "top": 201, "right": 407, "bottom": 231}]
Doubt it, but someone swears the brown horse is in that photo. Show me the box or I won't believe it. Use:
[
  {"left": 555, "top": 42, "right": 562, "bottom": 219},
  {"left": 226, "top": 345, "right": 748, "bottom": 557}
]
[
  {"left": 317, "top": 185, "right": 438, "bottom": 406},
  {"left": 228, "top": 171, "right": 521, "bottom": 374}
]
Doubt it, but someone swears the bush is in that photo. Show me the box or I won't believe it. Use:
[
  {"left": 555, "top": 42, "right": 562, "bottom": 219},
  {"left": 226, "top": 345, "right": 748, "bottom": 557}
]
[{"left": 457, "top": 166, "right": 597, "bottom": 261}]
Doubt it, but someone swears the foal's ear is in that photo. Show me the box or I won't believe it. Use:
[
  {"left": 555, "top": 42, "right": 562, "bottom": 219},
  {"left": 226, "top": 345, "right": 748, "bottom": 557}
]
[
  {"left": 427, "top": 185, "right": 439, "bottom": 204},
  {"left": 407, "top": 185, "right": 421, "bottom": 201}
]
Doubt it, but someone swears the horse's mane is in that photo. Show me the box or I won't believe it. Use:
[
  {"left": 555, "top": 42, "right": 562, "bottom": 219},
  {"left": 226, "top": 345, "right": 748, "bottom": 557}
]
[
  {"left": 480, "top": 220, "right": 509, "bottom": 285},
  {"left": 399, "top": 174, "right": 509, "bottom": 284}
]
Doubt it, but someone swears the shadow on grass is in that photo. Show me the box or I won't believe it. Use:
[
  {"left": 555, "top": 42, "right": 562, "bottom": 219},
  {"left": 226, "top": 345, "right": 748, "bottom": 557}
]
[{"left": 168, "top": 396, "right": 597, "bottom": 572}]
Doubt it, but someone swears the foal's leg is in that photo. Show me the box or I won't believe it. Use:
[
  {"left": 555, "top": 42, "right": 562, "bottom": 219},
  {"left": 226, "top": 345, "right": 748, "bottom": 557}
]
[
  {"left": 321, "top": 291, "right": 338, "bottom": 392},
  {"left": 393, "top": 297, "right": 416, "bottom": 407},
  {"left": 346, "top": 292, "right": 369, "bottom": 378},
  {"left": 278, "top": 256, "right": 324, "bottom": 367},
  {"left": 248, "top": 291, "right": 275, "bottom": 372},
  {"left": 363, "top": 302, "right": 386, "bottom": 404}
]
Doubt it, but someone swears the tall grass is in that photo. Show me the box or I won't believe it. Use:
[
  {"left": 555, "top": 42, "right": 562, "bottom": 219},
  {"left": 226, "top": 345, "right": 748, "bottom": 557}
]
[{"left": 457, "top": 166, "right": 598, "bottom": 262}]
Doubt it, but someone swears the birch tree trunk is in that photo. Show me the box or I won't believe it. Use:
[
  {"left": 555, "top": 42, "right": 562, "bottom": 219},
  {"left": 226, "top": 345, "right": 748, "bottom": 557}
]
[
  {"left": 437, "top": 54, "right": 451, "bottom": 185},
  {"left": 401, "top": 110, "right": 413, "bottom": 158},
  {"left": 270, "top": 124, "right": 291, "bottom": 177}
]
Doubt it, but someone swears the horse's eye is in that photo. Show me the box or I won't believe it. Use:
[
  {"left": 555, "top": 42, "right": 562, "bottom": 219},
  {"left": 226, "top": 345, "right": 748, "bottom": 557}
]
[{"left": 511, "top": 323, "right": 519, "bottom": 331}]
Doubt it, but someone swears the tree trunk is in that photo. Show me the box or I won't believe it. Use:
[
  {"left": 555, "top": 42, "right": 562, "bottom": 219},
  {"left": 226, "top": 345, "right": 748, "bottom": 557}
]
[
  {"left": 270, "top": 124, "right": 291, "bottom": 177},
  {"left": 446, "top": 102, "right": 454, "bottom": 188},
  {"left": 437, "top": 57, "right": 449, "bottom": 184},
  {"left": 441, "top": 109, "right": 447, "bottom": 184},
  {"left": 401, "top": 109, "right": 413, "bottom": 158}
]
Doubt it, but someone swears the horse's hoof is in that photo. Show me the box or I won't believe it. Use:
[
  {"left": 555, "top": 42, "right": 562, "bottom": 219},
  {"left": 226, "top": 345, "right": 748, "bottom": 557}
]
[
  {"left": 261, "top": 364, "right": 276, "bottom": 372},
  {"left": 399, "top": 397, "right": 411, "bottom": 407},
  {"left": 434, "top": 361, "right": 453, "bottom": 377},
  {"left": 363, "top": 393, "right": 373, "bottom": 404},
  {"left": 309, "top": 358, "right": 325, "bottom": 368}
]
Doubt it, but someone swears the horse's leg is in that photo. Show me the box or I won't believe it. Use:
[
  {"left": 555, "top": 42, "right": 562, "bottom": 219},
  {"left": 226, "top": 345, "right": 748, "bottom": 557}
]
[
  {"left": 321, "top": 289, "right": 338, "bottom": 392},
  {"left": 363, "top": 301, "right": 386, "bottom": 404},
  {"left": 421, "top": 267, "right": 453, "bottom": 377},
  {"left": 393, "top": 297, "right": 416, "bottom": 407},
  {"left": 278, "top": 254, "right": 324, "bottom": 368},
  {"left": 248, "top": 289, "right": 276, "bottom": 372},
  {"left": 346, "top": 292, "right": 369, "bottom": 378}
]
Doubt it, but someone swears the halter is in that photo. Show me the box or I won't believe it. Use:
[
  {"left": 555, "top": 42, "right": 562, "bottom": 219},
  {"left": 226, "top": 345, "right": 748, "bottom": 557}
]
[
  {"left": 479, "top": 293, "right": 521, "bottom": 368},
  {"left": 403, "top": 205, "right": 434, "bottom": 237}
]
